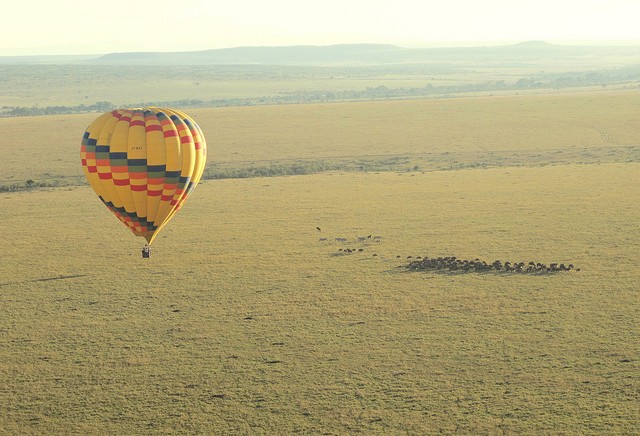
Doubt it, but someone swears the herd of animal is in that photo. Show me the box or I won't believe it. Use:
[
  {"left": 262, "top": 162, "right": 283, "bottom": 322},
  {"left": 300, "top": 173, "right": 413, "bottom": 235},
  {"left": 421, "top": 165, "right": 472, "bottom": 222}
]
[
  {"left": 320, "top": 235, "right": 383, "bottom": 243},
  {"left": 404, "top": 256, "right": 579, "bottom": 274},
  {"left": 321, "top": 230, "right": 579, "bottom": 275}
]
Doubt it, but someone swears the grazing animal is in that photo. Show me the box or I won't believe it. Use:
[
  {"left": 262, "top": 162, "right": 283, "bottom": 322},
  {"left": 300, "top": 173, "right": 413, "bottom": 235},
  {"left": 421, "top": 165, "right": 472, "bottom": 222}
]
[{"left": 316, "top": 227, "right": 321, "bottom": 231}]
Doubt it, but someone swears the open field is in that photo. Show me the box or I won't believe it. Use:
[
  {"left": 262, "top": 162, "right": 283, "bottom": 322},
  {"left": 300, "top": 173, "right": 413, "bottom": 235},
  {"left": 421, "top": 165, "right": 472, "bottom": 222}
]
[
  {"left": 1, "top": 92, "right": 639, "bottom": 434},
  {"left": 2, "top": 42, "right": 640, "bottom": 112},
  {"left": 1, "top": 91, "right": 639, "bottom": 189},
  {"left": 1, "top": 163, "right": 639, "bottom": 434},
  {"left": 2, "top": 64, "right": 422, "bottom": 108}
]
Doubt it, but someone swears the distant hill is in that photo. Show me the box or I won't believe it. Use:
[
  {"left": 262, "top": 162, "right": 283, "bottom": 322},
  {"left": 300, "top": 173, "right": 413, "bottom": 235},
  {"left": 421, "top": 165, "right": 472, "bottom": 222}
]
[
  {"left": 96, "top": 44, "right": 402, "bottom": 65},
  {"left": 90, "top": 42, "right": 640, "bottom": 66},
  {"left": 2, "top": 42, "right": 640, "bottom": 67}
]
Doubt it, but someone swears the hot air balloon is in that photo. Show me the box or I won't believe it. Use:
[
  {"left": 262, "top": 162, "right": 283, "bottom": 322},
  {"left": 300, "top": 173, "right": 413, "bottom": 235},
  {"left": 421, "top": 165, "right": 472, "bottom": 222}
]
[{"left": 80, "top": 107, "right": 207, "bottom": 250}]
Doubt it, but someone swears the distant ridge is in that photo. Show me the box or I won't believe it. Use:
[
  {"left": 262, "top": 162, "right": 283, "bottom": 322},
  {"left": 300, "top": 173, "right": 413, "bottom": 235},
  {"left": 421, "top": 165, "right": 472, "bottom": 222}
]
[
  {"left": 96, "top": 44, "right": 402, "bottom": 65},
  {"left": 2, "top": 42, "right": 640, "bottom": 66},
  {"left": 91, "top": 42, "right": 640, "bottom": 66},
  {"left": 513, "top": 40, "right": 554, "bottom": 47}
]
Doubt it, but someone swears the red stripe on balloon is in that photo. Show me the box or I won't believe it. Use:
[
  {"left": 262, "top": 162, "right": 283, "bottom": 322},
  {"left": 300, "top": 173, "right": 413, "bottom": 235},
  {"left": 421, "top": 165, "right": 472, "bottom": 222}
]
[{"left": 164, "top": 130, "right": 178, "bottom": 138}]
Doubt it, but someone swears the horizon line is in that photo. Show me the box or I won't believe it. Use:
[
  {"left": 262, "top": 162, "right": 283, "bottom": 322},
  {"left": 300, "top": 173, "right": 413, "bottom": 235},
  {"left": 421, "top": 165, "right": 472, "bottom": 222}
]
[{"left": 3, "top": 39, "right": 640, "bottom": 58}]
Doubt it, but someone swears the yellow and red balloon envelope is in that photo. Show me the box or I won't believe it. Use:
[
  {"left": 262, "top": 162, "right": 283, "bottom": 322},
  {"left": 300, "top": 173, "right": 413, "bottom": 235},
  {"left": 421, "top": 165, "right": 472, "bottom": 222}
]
[{"left": 80, "top": 107, "right": 207, "bottom": 244}]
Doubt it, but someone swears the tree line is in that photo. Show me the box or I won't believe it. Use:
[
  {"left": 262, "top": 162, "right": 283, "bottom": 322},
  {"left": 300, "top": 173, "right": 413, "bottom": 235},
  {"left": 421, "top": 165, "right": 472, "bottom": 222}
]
[{"left": 2, "top": 66, "right": 638, "bottom": 117}]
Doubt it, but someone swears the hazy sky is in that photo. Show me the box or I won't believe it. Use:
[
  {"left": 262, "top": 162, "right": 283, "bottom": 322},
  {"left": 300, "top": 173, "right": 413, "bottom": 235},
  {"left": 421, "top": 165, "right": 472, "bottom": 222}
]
[{"left": 1, "top": 0, "right": 639, "bottom": 55}]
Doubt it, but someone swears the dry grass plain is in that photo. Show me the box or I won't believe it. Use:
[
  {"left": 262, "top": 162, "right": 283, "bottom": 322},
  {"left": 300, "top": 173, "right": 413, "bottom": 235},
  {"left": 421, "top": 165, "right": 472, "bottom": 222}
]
[
  {"left": 2, "top": 90, "right": 640, "bottom": 187},
  {"left": 1, "top": 92, "right": 639, "bottom": 434}
]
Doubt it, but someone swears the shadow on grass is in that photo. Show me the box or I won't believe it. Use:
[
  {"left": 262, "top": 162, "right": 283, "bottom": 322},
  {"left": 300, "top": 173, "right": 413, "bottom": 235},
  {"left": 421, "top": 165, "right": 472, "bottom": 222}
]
[{"left": 0, "top": 274, "right": 88, "bottom": 287}]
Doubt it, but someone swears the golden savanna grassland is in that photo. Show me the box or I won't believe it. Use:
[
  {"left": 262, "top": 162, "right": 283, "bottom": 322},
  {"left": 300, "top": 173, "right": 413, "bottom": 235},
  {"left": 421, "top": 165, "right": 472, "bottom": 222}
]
[
  {"left": 1, "top": 91, "right": 639, "bottom": 434},
  {"left": 1, "top": 90, "right": 639, "bottom": 185}
]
